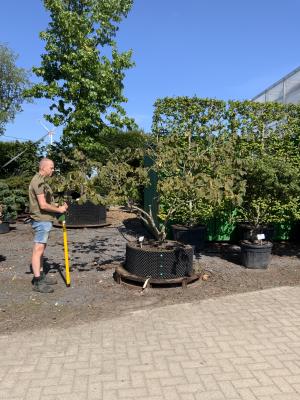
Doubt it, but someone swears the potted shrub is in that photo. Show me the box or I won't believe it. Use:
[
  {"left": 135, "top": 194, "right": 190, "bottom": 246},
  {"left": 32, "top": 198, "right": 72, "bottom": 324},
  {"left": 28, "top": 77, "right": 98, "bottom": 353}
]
[
  {"left": 124, "top": 204, "right": 194, "bottom": 279},
  {"left": 97, "top": 146, "right": 195, "bottom": 281},
  {"left": 50, "top": 149, "right": 107, "bottom": 226},
  {"left": 169, "top": 199, "right": 209, "bottom": 253},
  {"left": 56, "top": 175, "right": 107, "bottom": 227},
  {"left": 100, "top": 132, "right": 245, "bottom": 281},
  {"left": 237, "top": 154, "right": 300, "bottom": 268},
  {"left": 160, "top": 181, "right": 211, "bottom": 252},
  {"left": 0, "top": 182, "right": 27, "bottom": 233},
  {"left": 238, "top": 198, "right": 275, "bottom": 269},
  {"left": 0, "top": 204, "right": 10, "bottom": 234},
  {"left": 154, "top": 132, "right": 245, "bottom": 253}
]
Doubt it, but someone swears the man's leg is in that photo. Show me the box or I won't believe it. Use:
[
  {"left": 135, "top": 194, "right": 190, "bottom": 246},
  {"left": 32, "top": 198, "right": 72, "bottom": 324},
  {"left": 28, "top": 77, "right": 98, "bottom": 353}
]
[
  {"left": 40, "top": 244, "right": 46, "bottom": 273},
  {"left": 31, "top": 221, "right": 54, "bottom": 293},
  {"left": 40, "top": 243, "right": 57, "bottom": 285},
  {"left": 32, "top": 243, "right": 45, "bottom": 278}
]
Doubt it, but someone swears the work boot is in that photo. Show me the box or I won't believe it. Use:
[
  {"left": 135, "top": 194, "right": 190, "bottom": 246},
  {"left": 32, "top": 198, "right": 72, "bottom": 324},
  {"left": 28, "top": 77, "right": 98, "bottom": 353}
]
[
  {"left": 40, "top": 271, "right": 57, "bottom": 285},
  {"left": 32, "top": 277, "right": 54, "bottom": 293}
]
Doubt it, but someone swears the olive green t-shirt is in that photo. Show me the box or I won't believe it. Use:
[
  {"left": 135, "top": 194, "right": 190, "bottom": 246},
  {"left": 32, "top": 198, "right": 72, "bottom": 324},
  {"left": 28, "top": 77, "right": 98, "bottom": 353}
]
[{"left": 29, "top": 173, "right": 56, "bottom": 222}]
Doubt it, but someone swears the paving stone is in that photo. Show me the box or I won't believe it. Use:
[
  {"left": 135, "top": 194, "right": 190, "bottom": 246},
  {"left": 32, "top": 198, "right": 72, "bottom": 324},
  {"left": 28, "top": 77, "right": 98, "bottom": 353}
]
[{"left": 1, "top": 286, "right": 300, "bottom": 399}]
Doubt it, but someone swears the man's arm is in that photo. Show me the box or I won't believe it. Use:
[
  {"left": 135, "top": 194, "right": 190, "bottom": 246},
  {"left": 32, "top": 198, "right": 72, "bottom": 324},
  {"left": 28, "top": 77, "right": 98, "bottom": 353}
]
[{"left": 37, "top": 194, "right": 68, "bottom": 214}]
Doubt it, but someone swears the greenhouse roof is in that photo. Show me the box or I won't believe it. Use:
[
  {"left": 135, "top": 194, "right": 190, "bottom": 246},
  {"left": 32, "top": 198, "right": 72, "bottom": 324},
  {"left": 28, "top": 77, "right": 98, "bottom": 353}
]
[{"left": 252, "top": 66, "right": 300, "bottom": 104}]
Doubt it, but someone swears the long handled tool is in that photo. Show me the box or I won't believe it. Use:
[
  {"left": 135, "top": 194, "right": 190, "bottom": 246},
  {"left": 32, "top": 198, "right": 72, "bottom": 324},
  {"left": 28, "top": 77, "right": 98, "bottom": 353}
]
[{"left": 59, "top": 215, "right": 71, "bottom": 287}]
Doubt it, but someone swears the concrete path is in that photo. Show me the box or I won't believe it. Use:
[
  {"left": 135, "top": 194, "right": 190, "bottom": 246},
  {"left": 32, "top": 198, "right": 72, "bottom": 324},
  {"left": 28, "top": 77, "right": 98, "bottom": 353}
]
[{"left": 1, "top": 286, "right": 300, "bottom": 400}]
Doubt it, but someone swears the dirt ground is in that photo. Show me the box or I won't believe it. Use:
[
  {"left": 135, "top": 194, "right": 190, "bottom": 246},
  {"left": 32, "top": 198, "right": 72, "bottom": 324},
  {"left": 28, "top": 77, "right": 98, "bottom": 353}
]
[{"left": 1, "top": 207, "right": 300, "bottom": 334}]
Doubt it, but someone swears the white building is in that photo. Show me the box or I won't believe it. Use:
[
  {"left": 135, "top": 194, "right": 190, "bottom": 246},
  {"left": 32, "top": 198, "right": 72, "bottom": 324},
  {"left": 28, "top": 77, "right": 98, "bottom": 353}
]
[{"left": 252, "top": 66, "right": 300, "bottom": 104}]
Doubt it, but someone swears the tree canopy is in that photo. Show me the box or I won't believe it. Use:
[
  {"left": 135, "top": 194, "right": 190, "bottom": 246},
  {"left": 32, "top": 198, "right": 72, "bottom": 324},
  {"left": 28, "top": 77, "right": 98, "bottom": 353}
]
[
  {"left": 0, "top": 43, "right": 30, "bottom": 135},
  {"left": 27, "top": 0, "right": 136, "bottom": 147}
]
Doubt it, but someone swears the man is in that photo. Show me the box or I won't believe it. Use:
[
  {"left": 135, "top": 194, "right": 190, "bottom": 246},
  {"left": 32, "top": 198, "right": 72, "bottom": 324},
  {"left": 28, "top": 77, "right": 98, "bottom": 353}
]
[{"left": 29, "top": 158, "right": 68, "bottom": 293}]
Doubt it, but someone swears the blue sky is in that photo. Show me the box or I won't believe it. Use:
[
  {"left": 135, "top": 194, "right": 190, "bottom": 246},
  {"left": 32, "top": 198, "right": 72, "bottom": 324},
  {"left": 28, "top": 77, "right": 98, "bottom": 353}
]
[{"left": 1, "top": 0, "right": 300, "bottom": 143}]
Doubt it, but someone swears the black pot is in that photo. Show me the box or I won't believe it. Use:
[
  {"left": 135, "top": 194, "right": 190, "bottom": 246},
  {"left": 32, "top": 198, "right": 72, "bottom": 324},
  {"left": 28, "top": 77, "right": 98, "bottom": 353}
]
[
  {"left": 0, "top": 222, "right": 10, "bottom": 234},
  {"left": 290, "top": 221, "right": 300, "bottom": 243},
  {"left": 237, "top": 223, "right": 275, "bottom": 242},
  {"left": 171, "top": 224, "right": 207, "bottom": 251},
  {"left": 240, "top": 241, "right": 273, "bottom": 269},
  {"left": 125, "top": 241, "right": 194, "bottom": 279},
  {"left": 65, "top": 201, "right": 106, "bottom": 226}
]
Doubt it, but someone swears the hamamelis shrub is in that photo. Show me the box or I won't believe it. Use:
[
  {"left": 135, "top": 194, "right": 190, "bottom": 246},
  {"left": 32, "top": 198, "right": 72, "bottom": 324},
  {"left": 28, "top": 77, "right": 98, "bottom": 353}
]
[
  {"left": 95, "top": 147, "right": 165, "bottom": 240},
  {"left": 154, "top": 132, "right": 246, "bottom": 230},
  {"left": 96, "top": 131, "right": 246, "bottom": 243},
  {"left": 96, "top": 147, "right": 149, "bottom": 206},
  {"left": 50, "top": 149, "right": 105, "bottom": 205}
]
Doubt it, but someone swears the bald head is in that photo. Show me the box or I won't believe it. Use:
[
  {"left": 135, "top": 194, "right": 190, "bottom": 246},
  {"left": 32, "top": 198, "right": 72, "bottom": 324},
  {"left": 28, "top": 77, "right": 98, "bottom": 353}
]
[{"left": 39, "top": 158, "right": 55, "bottom": 177}]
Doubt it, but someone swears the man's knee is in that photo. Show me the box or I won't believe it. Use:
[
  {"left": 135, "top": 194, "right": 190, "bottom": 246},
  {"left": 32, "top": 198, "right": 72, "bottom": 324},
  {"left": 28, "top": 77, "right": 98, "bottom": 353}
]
[{"left": 33, "top": 243, "right": 46, "bottom": 255}]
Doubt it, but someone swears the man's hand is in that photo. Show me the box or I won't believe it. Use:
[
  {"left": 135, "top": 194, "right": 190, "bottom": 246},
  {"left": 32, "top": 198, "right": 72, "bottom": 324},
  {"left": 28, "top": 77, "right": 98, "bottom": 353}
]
[
  {"left": 37, "top": 194, "right": 68, "bottom": 214},
  {"left": 57, "top": 202, "right": 68, "bottom": 214}
]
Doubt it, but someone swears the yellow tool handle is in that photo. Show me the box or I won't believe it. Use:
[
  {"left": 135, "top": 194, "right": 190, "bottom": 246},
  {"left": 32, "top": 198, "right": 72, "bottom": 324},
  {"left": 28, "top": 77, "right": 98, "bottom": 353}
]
[{"left": 62, "top": 220, "right": 71, "bottom": 287}]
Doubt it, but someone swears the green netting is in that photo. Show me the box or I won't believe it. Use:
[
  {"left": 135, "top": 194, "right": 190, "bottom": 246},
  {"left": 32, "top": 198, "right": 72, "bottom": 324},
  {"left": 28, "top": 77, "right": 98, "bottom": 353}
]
[
  {"left": 206, "top": 219, "right": 236, "bottom": 242},
  {"left": 273, "top": 222, "right": 293, "bottom": 241}
]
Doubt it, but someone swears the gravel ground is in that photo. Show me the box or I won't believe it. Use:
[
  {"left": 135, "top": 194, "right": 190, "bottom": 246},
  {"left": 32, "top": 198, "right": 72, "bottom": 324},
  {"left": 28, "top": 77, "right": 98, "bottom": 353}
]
[{"left": 1, "top": 208, "right": 300, "bottom": 334}]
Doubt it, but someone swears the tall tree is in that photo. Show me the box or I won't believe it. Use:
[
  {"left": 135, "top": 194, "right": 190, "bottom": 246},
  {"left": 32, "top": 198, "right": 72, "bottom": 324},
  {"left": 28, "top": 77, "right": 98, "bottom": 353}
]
[
  {"left": 0, "top": 44, "right": 30, "bottom": 135},
  {"left": 27, "top": 0, "right": 136, "bottom": 146}
]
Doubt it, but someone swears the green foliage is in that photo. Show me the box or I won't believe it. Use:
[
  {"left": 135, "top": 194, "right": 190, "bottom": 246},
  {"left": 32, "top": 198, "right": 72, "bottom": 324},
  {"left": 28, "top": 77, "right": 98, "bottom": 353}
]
[
  {"left": 1, "top": 175, "right": 31, "bottom": 197},
  {"left": 152, "top": 97, "right": 227, "bottom": 138},
  {"left": 227, "top": 100, "right": 300, "bottom": 240},
  {"left": 0, "top": 181, "right": 27, "bottom": 221},
  {"left": 88, "top": 128, "right": 147, "bottom": 164},
  {"left": 41, "top": 139, "right": 75, "bottom": 174},
  {"left": 46, "top": 128, "right": 147, "bottom": 170},
  {"left": 0, "top": 141, "right": 40, "bottom": 178},
  {"left": 49, "top": 144, "right": 149, "bottom": 208},
  {"left": 237, "top": 154, "right": 300, "bottom": 232},
  {"left": 0, "top": 43, "right": 31, "bottom": 134},
  {"left": 38, "top": 95, "right": 300, "bottom": 246},
  {"left": 152, "top": 132, "right": 246, "bottom": 229},
  {"left": 151, "top": 96, "right": 300, "bottom": 241},
  {"left": 4, "top": 177, "right": 29, "bottom": 215},
  {"left": 97, "top": 147, "right": 149, "bottom": 205},
  {"left": 26, "top": 0, "right": 136, "bottom": 146},
  {"left": 0, "top": 142, "right": 36, "bottom": 218},
  {"left": 106, "top": 129, "right": 247, "bottom": 241},
  {"left": 50, "top": 149, "right": 105, "bottom": 205}
]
